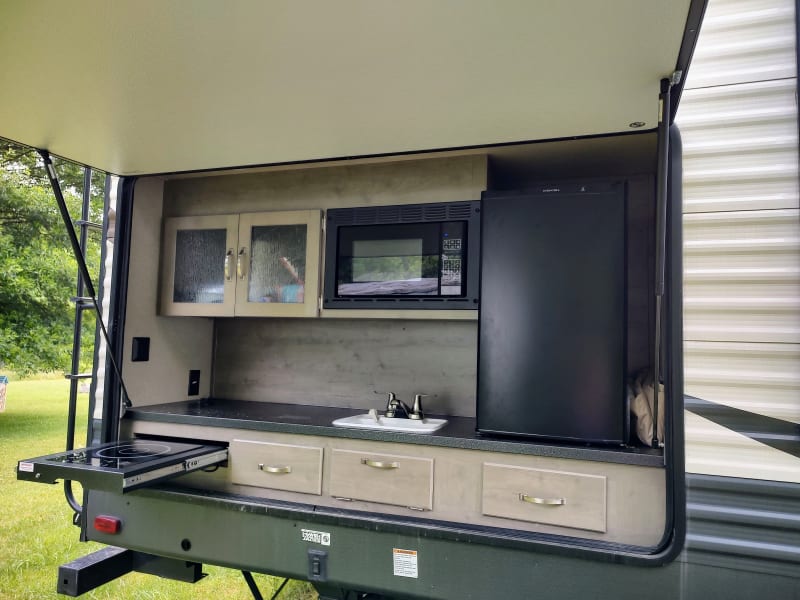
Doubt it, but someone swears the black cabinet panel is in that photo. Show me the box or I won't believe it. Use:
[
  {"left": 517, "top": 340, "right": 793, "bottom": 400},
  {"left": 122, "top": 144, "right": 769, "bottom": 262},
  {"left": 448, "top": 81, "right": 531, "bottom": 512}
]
[{"left": 478, "top": 185, "right": 626, "bottom": 443}]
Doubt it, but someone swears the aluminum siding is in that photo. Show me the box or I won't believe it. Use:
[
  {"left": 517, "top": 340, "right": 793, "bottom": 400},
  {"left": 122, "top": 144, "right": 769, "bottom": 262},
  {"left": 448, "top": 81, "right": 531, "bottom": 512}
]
[
  {"left": 684, "top": 474, "right": 800, "bottom": 580},
  {"left": 677, "top": 0, "right": 800, "bottom": 484}
]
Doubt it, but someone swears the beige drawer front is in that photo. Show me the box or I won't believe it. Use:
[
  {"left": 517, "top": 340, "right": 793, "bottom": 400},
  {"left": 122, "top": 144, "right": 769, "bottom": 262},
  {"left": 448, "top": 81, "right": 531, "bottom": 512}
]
[
  {"left": 230, "top": 439, "right": 323, "bottom": 495},
  {"left": 482, "top": 463, "right": 607, "bottom": 532},
  {"left": 329, "top": 449, "right": 433, "bottom": 510}
]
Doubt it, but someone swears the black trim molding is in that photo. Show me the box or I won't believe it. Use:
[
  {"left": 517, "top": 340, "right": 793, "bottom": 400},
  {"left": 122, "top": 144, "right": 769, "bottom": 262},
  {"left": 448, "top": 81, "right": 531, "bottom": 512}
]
[
  {"left": 669, "top": 0, "right": 709, "bottom": 121},
  {"left": 101, "top": 177, "right": 136, "bottom": 443}
]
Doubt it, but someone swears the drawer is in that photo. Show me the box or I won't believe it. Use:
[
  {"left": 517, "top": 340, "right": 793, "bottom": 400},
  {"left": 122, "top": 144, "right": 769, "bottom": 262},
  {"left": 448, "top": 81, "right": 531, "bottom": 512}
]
[
  {"left": 329, "top": 449, "right": 433, "bottom": 511},
  {"left": 230, "top": 439, "right": 323, "bottom": 495},
  {"left": 482, "top": 463, "right": 607, "bottom": 532}
]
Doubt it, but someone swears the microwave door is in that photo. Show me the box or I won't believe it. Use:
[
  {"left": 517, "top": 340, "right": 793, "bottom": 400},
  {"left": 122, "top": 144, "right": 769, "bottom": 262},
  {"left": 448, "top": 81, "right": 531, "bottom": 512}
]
[
  {"left": 337, "top": 223, "right": 441, "bottom": 297},
  {"left": 322, "top": 200, "right": 480, "bottom": 310}
]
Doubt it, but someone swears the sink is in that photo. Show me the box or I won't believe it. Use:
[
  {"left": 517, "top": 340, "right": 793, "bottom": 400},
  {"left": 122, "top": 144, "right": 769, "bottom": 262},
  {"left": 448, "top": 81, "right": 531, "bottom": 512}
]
[{"left": 332, "top": 413, "right": 447, "bottom": 434}]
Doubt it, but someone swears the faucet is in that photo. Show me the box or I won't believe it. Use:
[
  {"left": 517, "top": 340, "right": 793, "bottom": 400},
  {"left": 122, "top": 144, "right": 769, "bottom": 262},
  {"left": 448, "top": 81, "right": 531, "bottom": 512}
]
[
  {"left": 384, "top": 392, "right": 411, "bottom": 419},
  {"left": 382, "top": 392, "right": 426, "bottom": 420}
]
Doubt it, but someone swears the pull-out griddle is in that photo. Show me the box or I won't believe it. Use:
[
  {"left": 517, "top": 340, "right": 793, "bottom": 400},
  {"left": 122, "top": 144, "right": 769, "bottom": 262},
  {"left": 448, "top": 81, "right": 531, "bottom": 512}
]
[{"left": 16, "top": 440, "right": 227, "bottom": 493}]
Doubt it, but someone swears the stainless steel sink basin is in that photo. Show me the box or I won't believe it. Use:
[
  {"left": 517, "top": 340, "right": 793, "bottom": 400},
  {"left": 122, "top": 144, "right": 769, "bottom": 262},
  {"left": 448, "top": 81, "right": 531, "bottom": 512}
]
[{"left": 332, "top": 413, "right": 447, "bottom": 434}]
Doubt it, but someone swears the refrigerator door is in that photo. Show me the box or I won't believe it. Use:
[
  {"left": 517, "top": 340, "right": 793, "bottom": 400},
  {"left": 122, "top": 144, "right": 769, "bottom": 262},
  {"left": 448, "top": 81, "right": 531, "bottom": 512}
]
[{"left": 478, "top": 184, "right": 626, "bottom": 444}]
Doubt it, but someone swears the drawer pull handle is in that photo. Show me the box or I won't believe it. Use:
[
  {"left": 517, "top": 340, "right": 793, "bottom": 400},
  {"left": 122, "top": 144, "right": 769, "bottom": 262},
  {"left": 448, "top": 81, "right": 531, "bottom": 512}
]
[
  {"left": 519, "top": 494, "right": 566, "bottom": 506},
  {"left": 259, "top": 464, "right": 292, "bottom": 474},
  {"left": 361, "top": 458, "right": 399, "bottom": 469}
]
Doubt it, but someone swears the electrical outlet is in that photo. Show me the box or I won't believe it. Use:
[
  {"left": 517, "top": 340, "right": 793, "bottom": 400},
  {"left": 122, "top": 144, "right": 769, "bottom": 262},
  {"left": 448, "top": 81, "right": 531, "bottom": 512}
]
[
  {"left": 131, "top": 337, "right": 150, "bottom": 362},
  {"left": 188, "top": 370, "right": 200, "bottom": 396}
]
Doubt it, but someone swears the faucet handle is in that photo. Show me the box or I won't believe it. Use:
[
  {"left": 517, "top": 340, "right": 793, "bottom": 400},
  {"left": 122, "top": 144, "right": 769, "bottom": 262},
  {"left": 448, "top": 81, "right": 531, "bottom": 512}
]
[
  {"left": 410, "top": 394, "right": 428, "bottom": 420},
  {"left": 373, "top": 391, "right": 396, "bottom": 405},
  {"left": 375, "top": 391, "right": 399, "bottom": 417}
]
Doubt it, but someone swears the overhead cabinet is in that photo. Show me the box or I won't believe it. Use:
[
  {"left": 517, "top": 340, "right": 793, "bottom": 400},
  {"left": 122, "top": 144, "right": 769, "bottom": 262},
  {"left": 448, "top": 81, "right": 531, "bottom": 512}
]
[{"left": 160, "top": 210, "right": 321, "bottom": 317}]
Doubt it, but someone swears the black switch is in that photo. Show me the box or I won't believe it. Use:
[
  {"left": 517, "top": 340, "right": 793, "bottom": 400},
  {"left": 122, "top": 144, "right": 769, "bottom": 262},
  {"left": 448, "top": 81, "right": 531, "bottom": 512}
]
[
  {"left": 188, "top": 370, "right": 200, "bottom": 396},
  {"left": 308, "top": 549, "right": 327, "bottom": 582},
  {"left": 131, "top": 337, "right": 150, "bottom": 362}
]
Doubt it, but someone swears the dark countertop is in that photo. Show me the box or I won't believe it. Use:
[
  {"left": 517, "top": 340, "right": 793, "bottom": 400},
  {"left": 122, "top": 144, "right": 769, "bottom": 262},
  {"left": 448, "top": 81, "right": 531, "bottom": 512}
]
[{"left": 126, "top": 398, "right": 664, "bottom": 467}]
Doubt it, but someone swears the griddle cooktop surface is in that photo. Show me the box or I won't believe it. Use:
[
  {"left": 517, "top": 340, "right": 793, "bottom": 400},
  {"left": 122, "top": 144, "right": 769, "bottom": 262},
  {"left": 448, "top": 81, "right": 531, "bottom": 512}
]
[
  {"left": 17, "top": 440, "right": 228, "bottom": 492},
  {"left": 48, "top": 440, "right": 206, "bottom": 470}
]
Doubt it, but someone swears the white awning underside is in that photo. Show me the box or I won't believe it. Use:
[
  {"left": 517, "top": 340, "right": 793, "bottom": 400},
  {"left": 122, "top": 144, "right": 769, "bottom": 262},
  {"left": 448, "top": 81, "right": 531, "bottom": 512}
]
[{"left": 0, "top": 1, "right": 693, "bottom": 175}]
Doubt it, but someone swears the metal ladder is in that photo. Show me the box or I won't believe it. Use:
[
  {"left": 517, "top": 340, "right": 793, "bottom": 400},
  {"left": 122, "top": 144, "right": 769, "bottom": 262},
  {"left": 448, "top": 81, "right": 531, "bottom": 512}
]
[{"left": 62, "top": 166, "right": 108, "bottom": 516}]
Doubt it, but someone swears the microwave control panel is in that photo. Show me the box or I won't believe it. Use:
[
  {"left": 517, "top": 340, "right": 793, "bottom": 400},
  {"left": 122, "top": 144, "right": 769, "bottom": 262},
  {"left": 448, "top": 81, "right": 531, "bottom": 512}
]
[{"left": 441, "top": 222, "right": 466, "bottom": 295}]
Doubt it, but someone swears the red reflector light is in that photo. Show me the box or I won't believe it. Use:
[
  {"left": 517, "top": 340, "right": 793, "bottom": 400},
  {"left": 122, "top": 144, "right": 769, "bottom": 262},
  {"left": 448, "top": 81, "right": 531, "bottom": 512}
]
[{"left": 93, "top": 515, "right": 122, "bottom": 534}]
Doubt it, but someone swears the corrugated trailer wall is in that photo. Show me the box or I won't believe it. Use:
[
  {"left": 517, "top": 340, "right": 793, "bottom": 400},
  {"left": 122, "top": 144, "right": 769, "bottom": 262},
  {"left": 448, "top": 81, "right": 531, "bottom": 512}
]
[
  {"left": 679, "top": 0, "right": 799, "bottom": 483},
  {"left": 675, "top": 0, "right": 800, "bottom": 590}
]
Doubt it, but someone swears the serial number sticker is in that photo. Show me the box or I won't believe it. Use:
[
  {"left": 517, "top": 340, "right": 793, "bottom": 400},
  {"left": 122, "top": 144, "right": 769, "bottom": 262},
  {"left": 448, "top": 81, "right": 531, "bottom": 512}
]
[
  {"left": 301, "top": 529, "right": 331, "bottom": 546},
  {"left": 18, "top": 462, "right": 35, "bottom": 473},
  {"left": 393, "top": 548, "right": 418, "bottom": 578}
]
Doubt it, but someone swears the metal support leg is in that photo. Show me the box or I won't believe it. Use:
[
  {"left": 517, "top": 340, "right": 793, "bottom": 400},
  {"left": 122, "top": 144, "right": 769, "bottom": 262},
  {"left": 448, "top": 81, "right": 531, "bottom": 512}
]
[{"left": 242, "top": 571, "right": 265, "bottom": 600}]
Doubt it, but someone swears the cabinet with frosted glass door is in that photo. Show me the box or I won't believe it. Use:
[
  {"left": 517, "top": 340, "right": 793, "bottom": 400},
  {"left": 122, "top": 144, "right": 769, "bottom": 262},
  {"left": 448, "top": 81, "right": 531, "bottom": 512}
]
[
  {"left": 235, "top": 210, "right": 321, "bottom": 317},
  {"left": 160, "top": 210, "right": 321, "bottom": 317}
]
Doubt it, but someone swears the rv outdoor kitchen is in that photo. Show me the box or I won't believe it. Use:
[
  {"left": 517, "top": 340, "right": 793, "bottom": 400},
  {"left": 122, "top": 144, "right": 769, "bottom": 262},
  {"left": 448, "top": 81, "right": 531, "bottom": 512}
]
[{"left": 1, "top": 1, "right": 706, "bottom": 598}]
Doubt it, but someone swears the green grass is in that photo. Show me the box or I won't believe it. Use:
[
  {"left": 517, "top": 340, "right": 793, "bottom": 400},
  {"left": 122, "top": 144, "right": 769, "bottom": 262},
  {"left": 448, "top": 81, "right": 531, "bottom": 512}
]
[{"left": 0, "top": 378, "right": 317, "bottom": 599}]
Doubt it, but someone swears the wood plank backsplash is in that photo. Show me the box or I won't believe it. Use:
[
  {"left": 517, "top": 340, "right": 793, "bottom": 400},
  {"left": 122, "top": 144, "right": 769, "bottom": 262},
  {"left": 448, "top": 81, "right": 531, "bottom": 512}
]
[
  {"left": 164, "top": 155, "right": 488, "bottom": 217},
  {"left": 213, "top": 318, "right": 479, "bottom": 417}
]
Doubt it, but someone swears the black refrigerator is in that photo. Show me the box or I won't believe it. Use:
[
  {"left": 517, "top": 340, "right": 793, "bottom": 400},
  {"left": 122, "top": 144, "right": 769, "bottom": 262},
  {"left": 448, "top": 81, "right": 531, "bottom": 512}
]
[{"left": 477, "top": 183, "right": 627, "bottom": 444}]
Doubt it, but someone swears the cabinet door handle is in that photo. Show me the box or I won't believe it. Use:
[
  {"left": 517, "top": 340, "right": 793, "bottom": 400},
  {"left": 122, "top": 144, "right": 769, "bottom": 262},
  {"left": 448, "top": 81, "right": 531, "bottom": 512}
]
[
  {"left": 258, "top": 464, "right": 292, "bottom": 474},
  {"left": 361, "top": 458, "right": 399, "bottom": 470},
  {"left": 237, "top": 247, "right": 248, "bottom": 280},
  {"left": 519, "top": 494, "right": 566, "bottom": 506},
  {"left": 224, "top": 249, "right": 234, "bottom": 281}
]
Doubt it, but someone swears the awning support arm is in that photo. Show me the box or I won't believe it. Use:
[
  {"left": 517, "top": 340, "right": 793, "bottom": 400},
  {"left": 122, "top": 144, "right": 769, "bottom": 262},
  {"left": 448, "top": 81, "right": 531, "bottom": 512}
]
[{"left": 652, "top": 77, "right": 674, "bottom": 449}]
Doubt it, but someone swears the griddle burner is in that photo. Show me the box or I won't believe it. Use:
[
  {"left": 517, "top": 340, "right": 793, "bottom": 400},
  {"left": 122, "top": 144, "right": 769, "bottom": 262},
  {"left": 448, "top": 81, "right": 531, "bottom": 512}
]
[
  {"left": 95, "top": 442, "right": 172, "bottom": 460},
  {"left": 45, "top": 439, "right": 219, "bottom": 470},
  {"left": 22, "top": 439, "right": 228, "bottom": 492}
]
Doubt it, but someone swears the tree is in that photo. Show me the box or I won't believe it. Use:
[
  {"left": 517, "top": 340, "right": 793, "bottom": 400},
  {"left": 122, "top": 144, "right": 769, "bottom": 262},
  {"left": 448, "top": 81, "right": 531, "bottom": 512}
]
[
  {"left": 1, "top": 141, "right": 93, "bottom": 191},
  {"left": 0, "top": 142, "right": 104, "bottom": 376}
]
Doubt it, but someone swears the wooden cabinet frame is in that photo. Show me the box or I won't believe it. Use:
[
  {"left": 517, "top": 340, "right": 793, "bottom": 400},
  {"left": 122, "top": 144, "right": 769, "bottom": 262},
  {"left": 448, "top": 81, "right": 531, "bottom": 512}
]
[
  {"left": 160, "top": 210, "right": 321, "bottom": 317},
  {"left": 160, "top": 214, "right": 239, "bottom": 317},
  {"left": 235, "top": 210, "right": 321, "bottom": 318}
]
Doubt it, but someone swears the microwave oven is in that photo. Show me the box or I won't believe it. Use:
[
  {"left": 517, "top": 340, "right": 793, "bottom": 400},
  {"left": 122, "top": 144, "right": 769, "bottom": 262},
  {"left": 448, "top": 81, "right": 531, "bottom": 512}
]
[{"left": 323, "top": 201, "right": 480, "bottom": 309}]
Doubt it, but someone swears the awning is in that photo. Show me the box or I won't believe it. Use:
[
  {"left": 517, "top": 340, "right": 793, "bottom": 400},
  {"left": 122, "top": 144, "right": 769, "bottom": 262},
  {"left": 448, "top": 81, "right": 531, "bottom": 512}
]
[{"left": 0, "top": 1, "right": 704, "bottom": 175}]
